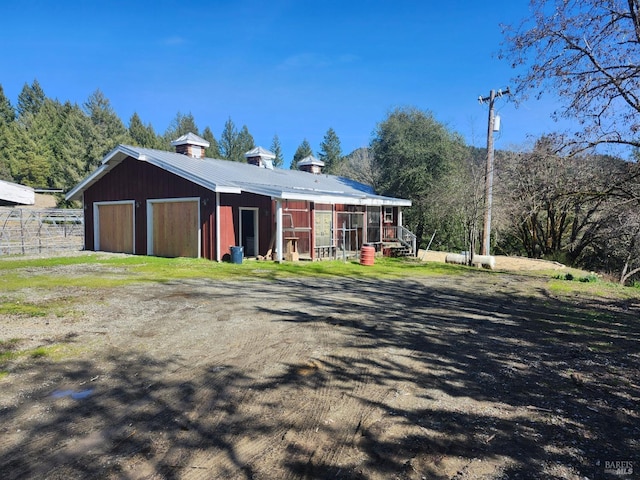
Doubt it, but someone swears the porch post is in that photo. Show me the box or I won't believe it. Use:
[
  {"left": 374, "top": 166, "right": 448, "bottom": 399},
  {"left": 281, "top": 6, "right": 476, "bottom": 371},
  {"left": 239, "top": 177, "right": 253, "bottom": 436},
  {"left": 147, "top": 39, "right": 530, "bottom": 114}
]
[
  {"left": 398, "top": 208, "right": 403, "bottom": 228},
  {"left": 215, "top": 192, "right": 221, "bottom": 262},
  {"left": 276, "top": 199, "right": 283, "bottom": 262}
]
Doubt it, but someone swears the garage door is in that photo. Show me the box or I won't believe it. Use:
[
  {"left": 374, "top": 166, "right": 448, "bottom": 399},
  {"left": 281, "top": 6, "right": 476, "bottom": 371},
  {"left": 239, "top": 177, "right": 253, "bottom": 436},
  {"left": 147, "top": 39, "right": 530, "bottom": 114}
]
[
  {"left": 95, "top": 202, "right": 134, "bottom": 254},
  {"left": 149, "top": 199, "right": 199, "bottom": 258}
]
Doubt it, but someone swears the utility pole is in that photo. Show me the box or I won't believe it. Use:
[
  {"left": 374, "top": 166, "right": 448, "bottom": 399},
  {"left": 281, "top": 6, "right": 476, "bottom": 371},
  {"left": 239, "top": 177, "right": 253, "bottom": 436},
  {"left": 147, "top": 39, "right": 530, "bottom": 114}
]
[{"left": 478, "top": 87, "right": 510, "bottom": 256}]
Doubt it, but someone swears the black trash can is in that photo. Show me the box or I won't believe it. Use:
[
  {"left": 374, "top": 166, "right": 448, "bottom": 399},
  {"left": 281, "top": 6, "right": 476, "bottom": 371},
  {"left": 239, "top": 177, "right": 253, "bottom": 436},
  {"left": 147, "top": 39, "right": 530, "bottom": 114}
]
[{"left": 230, "top": 246, "right": 243, "bottom": 264}]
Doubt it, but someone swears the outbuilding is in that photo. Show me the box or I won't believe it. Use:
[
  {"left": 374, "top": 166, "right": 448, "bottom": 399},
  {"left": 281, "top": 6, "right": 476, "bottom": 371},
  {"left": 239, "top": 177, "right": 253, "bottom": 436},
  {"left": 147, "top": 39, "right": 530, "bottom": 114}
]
[
  {"left": 66, "top": 133, "right": 414, "bottom": 261},
  {"left": 0, "top": 179, "right": 35, "bottom": 206}
]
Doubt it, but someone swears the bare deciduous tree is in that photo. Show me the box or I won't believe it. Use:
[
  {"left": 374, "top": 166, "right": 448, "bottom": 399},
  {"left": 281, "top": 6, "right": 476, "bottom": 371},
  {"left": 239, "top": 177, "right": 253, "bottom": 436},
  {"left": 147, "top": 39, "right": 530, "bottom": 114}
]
[
  {"left": 495, "top": 137, "right": 613, "bottom": 261},
  {"left": 501, "top": 0, "right": 640, "bottom": 152}
]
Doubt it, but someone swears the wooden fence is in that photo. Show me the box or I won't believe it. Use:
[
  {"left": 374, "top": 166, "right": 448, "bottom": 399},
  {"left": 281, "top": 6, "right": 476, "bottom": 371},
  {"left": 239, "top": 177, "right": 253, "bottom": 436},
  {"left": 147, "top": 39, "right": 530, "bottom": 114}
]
[{"left": 0, "top": 208, "right": 84, "bottom": 255}]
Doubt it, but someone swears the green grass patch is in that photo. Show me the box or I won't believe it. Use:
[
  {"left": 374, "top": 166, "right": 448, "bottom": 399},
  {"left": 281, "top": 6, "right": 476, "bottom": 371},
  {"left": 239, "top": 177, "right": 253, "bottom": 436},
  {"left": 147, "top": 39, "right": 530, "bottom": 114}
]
[
  {"left": 0, "top": 301, "right": 48, "bottom": 316},
  {"left": 548, "top": 276, "right": 640, "bottom": 300},
  {"left": 0, "top": 296, "right": 78, "bottom": 317},
  {"left": 0, "top": 254, "right": 471, "bottom": 289},
  {"left": 1, "top": 253, "right": 637, "bottom": 306},
  {"left": 0, "top": 342, "right": 83, "bottom": 369}
]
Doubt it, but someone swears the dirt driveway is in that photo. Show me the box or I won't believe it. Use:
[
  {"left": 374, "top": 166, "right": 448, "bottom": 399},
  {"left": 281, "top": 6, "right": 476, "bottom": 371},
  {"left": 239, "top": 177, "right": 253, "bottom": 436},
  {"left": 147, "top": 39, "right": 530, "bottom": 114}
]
[{"left": 1, "top": 267, "right": 639, "bottom": 479}]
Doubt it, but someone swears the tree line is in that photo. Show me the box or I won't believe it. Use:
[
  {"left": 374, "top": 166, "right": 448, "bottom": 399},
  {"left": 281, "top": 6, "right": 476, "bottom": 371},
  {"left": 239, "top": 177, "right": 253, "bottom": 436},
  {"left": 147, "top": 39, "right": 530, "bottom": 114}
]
[
  {"left": 364, "top": 107, "right": 640, "bottom": 286},
  {"left": 0, "top": 80, "right": 350, "bottom": 193}
]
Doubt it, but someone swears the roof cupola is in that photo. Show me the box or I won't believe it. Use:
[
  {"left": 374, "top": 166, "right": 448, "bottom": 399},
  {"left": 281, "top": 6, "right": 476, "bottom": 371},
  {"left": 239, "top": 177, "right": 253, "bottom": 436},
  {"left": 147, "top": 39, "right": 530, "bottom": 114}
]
[
  {"left": 298, "top": 155, "right": 324, "bottom": 174},
  {"left": 245, "top": 146, "right": 276, "bottom": 169},
  {"left": 171, "top": 132, "right": 210, "bottom": 159}
]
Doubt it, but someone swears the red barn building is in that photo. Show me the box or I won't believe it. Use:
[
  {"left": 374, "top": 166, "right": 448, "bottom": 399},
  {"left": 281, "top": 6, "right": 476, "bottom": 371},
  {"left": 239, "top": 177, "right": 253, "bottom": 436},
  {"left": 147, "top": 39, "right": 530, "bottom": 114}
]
[{"left": 66, "top": 133, "right": 414, "bottom": 261}]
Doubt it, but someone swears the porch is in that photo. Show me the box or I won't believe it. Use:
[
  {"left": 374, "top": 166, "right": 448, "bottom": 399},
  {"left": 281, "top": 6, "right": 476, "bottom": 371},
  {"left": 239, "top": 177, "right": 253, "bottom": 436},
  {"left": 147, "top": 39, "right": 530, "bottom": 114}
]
[
  {"left": 309, "top": 224, "right": 417, "bottom": 261},
  {"left": 272, "top": 201, "right": 415, "bottom": 262}
]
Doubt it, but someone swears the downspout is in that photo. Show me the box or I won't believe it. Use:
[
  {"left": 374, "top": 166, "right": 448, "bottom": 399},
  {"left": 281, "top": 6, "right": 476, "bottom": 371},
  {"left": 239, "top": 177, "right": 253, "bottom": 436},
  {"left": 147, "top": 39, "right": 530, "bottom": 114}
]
[
  {"left": 276, "top": 199, "right": 283, "bottom": 262},
  {"left": 215, "top": 191, "right": 221, "bottom": 262}
]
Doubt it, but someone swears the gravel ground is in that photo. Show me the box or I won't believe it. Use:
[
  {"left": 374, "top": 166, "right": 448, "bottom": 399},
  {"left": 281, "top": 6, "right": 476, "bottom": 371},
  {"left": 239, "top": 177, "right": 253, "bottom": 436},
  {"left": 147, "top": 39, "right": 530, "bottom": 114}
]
[{"left": 0, "top": 260, "right": 639, "bottom": 479}]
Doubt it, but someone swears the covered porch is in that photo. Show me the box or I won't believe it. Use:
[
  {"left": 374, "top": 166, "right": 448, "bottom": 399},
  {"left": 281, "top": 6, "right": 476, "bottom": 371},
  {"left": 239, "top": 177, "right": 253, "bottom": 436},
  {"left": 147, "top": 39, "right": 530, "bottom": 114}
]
[{"left": 271, "top": 198, "right": 415, "bottom": 262}]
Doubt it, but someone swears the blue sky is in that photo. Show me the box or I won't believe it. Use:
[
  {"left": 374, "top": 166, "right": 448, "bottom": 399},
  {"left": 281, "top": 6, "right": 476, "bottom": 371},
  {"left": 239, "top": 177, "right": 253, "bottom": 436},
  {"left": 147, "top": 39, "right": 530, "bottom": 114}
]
[{"left": 0, "top": 1, "right": 597, "bottom": 166}]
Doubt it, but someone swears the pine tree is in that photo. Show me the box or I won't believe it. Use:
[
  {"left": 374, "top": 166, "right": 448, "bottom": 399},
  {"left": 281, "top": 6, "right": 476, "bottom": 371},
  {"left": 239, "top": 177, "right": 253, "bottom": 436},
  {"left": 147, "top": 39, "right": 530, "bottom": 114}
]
[
  {"left": 83, "top": 89, "right": 127, "bottom": 171},
  {"left": 291, "top": 139, "right": 312, "bottom": 170},
  {"left": 53, "top": 101, "right": 94, "bottom": 187},
  {"left": 237, "top": 125, "right": 255, "bottom": 162},
  {"left": 4, "top": 123, "right": 50, "bottom": 187},
  {"left": 202, "top": 126, "right": 221, "bottom": 158},
  {"left": 0, "top": 122, "right": 17, "bottom": 181},
  {"left": 0, "top": 84, "right": 15, "bottom": 124},
  {"left": 270, "top": 134, "right": 284, "bottom": 168},
  {"left": 219, "top": 117, "right": 239, "bottom": 161},
  {"left": 128, "top": 112, "right": 160, "bottom": 148},
  {"left": 164, "top": 112, "right": 199, "bottom": 146},
  {"left": 0, "top": 86, "right": 15, "bottom": 179},
  {"left": 17, "top": 79, "right": 45, "bottom": 119},
  {"left": 319, "top": 127, "right": 343, "bottom": 174}
]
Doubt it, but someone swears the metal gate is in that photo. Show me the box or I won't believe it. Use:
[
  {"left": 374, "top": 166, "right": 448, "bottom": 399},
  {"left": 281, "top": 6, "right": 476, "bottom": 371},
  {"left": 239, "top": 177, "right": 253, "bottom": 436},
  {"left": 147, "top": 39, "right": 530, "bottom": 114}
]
[{"left": 0, "top": 208, "right": 84, "bottom": 255}]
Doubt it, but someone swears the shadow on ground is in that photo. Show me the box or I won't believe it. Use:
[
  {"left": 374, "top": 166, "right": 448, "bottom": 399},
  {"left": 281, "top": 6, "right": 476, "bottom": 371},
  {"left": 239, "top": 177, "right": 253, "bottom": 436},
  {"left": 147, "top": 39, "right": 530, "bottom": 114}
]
[{"left": 0, "top": 273, "right": 638, "bottom": 479}]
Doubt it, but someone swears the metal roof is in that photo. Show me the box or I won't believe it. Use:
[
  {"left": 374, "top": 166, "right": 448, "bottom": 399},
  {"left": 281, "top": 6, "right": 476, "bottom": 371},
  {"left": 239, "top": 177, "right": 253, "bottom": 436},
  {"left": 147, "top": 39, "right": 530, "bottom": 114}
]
[
  {"left": 244, "top": 146, "right": 275, "bottom": 159},
  {"left": 298, "top": 155, "right": 324, "bottom": 167},
  {"left": 66, "top": 145, "right": 411, "bottom": 207},
  {"left": 0, "top": 179, "right": 35, "bottom": 205},
  {"left": 170, "top": 132, "right": 210, "bottom": 147}
]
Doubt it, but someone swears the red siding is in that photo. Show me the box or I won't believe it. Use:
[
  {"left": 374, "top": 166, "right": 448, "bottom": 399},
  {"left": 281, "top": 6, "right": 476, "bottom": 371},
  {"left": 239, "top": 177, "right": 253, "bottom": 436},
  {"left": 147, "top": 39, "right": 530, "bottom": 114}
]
[
  {"left": 219, "top": 192, "right": 274, "bottom": 257},
  {"left": 81, "top": 155, "right": 392, "bottom": 261},
  {"left": 84, "top": 158, "right": 217, "bottom": 259}
]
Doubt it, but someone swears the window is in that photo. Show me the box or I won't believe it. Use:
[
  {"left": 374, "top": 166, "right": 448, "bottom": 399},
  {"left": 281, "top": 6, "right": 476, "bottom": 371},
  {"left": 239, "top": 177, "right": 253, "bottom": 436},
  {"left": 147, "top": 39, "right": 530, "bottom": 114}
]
[
  {"left": 384, "top": 207, "right": 394, "bottom": 223},
  {"left": 191, "top": 146, "right": 202, "bottom": 158},
  {"left": 315, "top": 211, "right": 333, "bottom": 248}
]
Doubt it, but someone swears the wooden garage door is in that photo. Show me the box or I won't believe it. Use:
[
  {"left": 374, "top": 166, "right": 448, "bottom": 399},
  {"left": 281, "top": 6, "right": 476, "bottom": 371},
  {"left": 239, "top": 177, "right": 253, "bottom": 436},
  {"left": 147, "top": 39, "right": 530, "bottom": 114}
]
[
  {"left": 151, "top": 200, "right": 199, "bottom": 258},
  {"left": 97, "top": 203, "right": 134, "bottom": 254}
]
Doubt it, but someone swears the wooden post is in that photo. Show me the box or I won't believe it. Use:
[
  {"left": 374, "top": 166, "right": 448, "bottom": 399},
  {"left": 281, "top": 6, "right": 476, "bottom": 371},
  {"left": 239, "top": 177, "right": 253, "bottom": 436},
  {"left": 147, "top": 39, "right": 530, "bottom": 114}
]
[{"left": 276, "top": 200, "right": 283, "bottom": 263}]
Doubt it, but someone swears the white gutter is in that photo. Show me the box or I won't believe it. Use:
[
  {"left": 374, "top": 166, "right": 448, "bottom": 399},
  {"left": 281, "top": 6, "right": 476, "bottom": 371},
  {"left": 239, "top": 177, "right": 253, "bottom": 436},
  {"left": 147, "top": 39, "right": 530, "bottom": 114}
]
[
  {"left": 277, "top": 191, "right": 411, "bottom": 207},
  {"left": 65, "top": 164, "right": 108, "bottom": 201}
]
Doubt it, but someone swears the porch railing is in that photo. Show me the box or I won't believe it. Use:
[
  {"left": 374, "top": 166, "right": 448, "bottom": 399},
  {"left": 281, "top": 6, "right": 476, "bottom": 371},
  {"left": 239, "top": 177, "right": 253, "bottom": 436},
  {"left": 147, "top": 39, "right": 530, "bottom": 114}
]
[{"left": 382, "top": 225, "right": 417, "bottom": 256}]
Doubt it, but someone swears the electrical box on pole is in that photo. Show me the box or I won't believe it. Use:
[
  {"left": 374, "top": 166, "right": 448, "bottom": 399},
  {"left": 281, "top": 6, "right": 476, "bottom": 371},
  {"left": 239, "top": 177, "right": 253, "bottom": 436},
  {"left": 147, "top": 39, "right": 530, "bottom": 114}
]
[{"left": 477, "top": 87, "right": 510, "bottom": 256}]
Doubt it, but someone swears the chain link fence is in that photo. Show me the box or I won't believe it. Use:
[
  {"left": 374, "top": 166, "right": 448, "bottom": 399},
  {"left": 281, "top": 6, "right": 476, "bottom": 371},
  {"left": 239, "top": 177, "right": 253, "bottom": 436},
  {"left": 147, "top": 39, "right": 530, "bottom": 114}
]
[{"left": 0, "top": 208, "right": 84, "bottom": 255}]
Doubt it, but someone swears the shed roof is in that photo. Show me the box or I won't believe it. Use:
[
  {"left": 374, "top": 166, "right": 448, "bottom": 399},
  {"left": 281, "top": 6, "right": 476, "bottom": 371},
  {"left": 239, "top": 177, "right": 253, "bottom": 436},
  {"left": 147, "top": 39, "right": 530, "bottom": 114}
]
[
  {"left": 0, "top": 179, "right": 35, "bottom": 205},
  {"left": 65, "top": 145, "right": 411, "bottom": 207}
]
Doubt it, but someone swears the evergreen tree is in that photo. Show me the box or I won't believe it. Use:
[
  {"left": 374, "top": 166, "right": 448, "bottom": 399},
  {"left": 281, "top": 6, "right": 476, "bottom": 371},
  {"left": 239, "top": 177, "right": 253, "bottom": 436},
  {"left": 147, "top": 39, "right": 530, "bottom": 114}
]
[
  {"left": 17, "top": 79, "right": 45, "bottom": 119},
  {"left": 18, "top": 98, "right": 89, "bottom": 189},
  {"left": 270, "top": 134, "right": 284, "bottom": 168},
  {"left": 318, "top": 127, "right": 343, "bottom": 174},
  {"left": 3, "top": 123, "right": 50, "bottom": 187},
  {"left": 291, "top": 139, "right": 312, "bottom": 170},
  {"left": 0, "top": 84, "right": 15, "bottom": 124},
  {"left": 202, "top": 126, "right": 221, "bottom": 158},
  {"left": 83, "top": 89, "right": 128, "bottom": 171},
  {"left": 128, "top": 112, "right": 160, "bottom": 148},
  {"left": 0, "top": 122, "right": 16, "bottom": 181},
  {"left": 0, "top": 85, "right": 15, "bottom": 179},
  {"left": 372, "top": 106, "right": 467, "bottom": 245},
  {"left": 237, "top": 125, "right": 255, "bottom": 162},
  {"left": 53, "top": 101, "right": 96, "bottom": 187},
  {"left": 219, "top": 117, "right": 239, "bottom": 161},
  {"left": 164, "top": 111, "right": 199, "bottom": 147}
]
